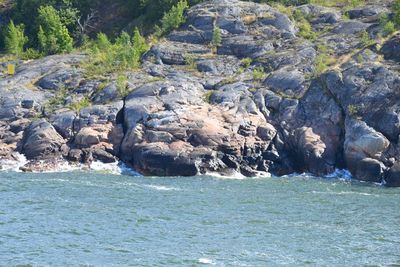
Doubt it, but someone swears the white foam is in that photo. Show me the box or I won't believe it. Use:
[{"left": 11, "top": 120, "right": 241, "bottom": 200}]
[
  {"left": 205, "top": 171, "right": 246, "bottom": 179},
  {"left": 198, "top": 258, "right": 216, "bottom": 265},
  {"left": 311, "top": 191, "right": 378, "bottom": 196},
  {"left": 204, "top": 170, "right": 271, "bottom": 180},
  {"left": 0, "top": 155, "right": 141, "bottom": 177},
  {"left": 0, "top": 153, "right": 28, "bottom": 172},
  {"left": 325, "top": 169, "right": 353, "bottom": 180},
  {"left": 143, "top": 184, "right": 181, "bottom": 191}
]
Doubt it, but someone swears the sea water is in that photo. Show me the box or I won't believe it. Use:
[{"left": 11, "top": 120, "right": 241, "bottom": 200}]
[{"left": 0, "top": 171, "right": 399, "bottom": 266}]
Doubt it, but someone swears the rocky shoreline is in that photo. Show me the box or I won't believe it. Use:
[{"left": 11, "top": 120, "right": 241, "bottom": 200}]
[{"left": 1, "top": 0, "right": 399, "bottom": 186}]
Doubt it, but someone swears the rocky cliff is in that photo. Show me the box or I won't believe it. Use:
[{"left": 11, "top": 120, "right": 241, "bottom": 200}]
[{"left": 1, "top": 0, "right": 399, "bottom": 186}]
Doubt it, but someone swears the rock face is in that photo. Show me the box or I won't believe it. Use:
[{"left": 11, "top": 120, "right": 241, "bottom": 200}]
[{"left": 0, "top": 0, "right": 399, "bottom": 186}]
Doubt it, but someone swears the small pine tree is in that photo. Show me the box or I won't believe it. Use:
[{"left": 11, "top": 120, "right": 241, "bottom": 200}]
[
  {"left": 95, "top": 33, "right": 112, "bottom": 51},
  {"left": 37, "top": 5, "right": 73, "bottom": 55},
  {"left": 116, "top": 31, "right": 132, "bottom": 47},
  {"left": 211, "top": 25, "right": 222, "bottom": 48},
  {"left": 5, "top": 20, "right": 28, "bottom": 57},
  {"left": 132, "top": 27, "right": 149, "bottom": 55},
  {"left": 157, "top": 0, "right": 189, "bottom": 37}
]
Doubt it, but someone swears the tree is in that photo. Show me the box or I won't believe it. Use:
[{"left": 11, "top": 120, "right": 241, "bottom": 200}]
[
  {"left": 5, "top": 20, "right": 28, "bottom": 57},
  {"left": 132, "top": 27, "right": 149, "bottom": 55},
  {"left": 156, "top": 0, "right": 189, "bottom": 37},
  {"left": 37, "top": 5, "right": 73, "bottom": 54}
]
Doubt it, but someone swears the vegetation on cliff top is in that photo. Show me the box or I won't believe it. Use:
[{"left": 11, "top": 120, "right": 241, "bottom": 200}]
[{"left": 0, "top": 0, "right": 399, "bottom": 70}]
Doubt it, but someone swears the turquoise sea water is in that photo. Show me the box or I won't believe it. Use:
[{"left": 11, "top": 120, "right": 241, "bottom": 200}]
[{"left": 0, "top": 172, "right": 399, "bottom": 266}]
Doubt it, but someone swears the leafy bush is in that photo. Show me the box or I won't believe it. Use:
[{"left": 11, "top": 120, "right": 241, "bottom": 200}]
[
  {"left": 5, "top": 20, "right": 28, "bottom": 57},
  {"left": 37, "top": 6, "right": 73, "bottom": 55}
]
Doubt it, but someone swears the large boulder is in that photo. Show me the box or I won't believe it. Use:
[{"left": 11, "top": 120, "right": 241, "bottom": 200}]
[
  {"left": 344, "top": 119, "right": 389, "bottom": 182},
  {"left": 21, "top": 119, "right": 65, "bottom": 160}
]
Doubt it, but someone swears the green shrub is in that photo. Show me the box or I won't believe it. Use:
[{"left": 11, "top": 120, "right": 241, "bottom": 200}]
[
  {"left": 116, "top": 75, "right": 129, "bottom": 97},
  {"left": 297, "top": 19, "right": 317, "bottom": 40},
  {"left": 204, "top": 90, "right": 215, "bottom": 103},
  {"left": 360, "top": 30, "right": 374, "bottom": 46},
  {"left": 379, "top": 14, "right": 396, "bottom": 36},
  {"left": 309, "top": 0, "right": 364, "bottom": 8},
  {"left": 211, "top": 25, "right": 222, "bottom": 48},
  {"left": 5, "top": 20, "right": 28, "bottom": 57},
  {"left": 21, "top": 48, "right": 43, "bottom": 60},
  {"left": 348, "top": 104, "right": 358, "bottom": 116},
  {"left": 84, "top": 29, "right": 149, "bottom": 76},
  {"left": 37, "top": 5, "right": 73, "bottom": 55},
  {"left": 69, "top": 97, "right": 90, "bottom": 113},
  {"left": 252, "top": 66, "right": 265, "bottom": 81},
  {"left": 313, "top": 53, "right": 336, "bottom": 77},
  {"left": 383, "top": 21, "right": 396, "bottom": 36},
  {"left": 241, "top": 58, "right": 253, "bottom": 68},
  {"left": 184, "top": 53, "right": 197, "bottom": 70},
  {"left": 155, "top": 0, "right": 189, "bottom": 37},
  {"left": 132, "top": 27, "right": 149, "bottom": 56}
]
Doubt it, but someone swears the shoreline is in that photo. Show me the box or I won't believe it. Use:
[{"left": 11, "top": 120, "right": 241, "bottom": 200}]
[{"left": 1, "top": 152, "right": 359, "bottom": 183}]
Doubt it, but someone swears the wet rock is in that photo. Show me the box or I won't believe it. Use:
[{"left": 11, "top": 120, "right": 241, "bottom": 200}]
[
  {"left": 354, "top": 158, "right": 384, "bottom": 183},
  {"left": 385, "top": 162, "right": 400, "bottom": 187},
  {"left": 92, "top": 149, "right": 116, "bottom": 163}
]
